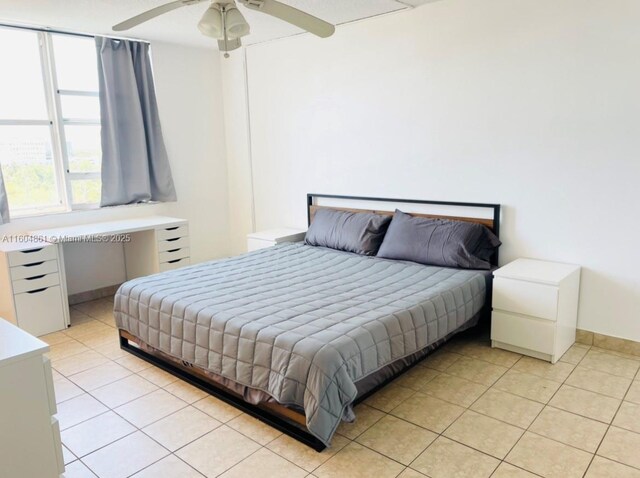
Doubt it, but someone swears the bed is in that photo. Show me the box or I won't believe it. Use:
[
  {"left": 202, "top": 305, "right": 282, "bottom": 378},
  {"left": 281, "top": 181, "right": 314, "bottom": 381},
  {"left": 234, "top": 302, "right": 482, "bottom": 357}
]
[{"left": 116, "top": 194, "right": 501, "bottom": 451}]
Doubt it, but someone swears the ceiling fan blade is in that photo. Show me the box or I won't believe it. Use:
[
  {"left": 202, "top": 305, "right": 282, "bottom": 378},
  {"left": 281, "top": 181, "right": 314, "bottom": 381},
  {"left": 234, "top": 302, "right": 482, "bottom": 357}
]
[
  {"left": 240, "top": 0, "right": 335, "bottom": 38},
  {"left": 113, "top": 0, "right": 191, "bottom": 31},
  {"left": 218, "top": 37, "right": 242, "bottom": 52}
]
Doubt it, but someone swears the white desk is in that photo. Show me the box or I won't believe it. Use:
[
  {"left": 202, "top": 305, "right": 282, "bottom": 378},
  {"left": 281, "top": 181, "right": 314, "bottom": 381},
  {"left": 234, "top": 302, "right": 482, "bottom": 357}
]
[
  {"left": 0, "top": 216, "right": 189, "bottom": 336},
  {"left": 31, "top": 216, "right": 187, "bottom": 243}
]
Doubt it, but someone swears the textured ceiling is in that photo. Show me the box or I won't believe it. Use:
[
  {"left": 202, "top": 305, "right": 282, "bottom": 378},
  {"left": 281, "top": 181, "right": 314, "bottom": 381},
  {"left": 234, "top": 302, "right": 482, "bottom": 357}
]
[{"left": 0, "top": 0, "right": 439, "bottom": 48}]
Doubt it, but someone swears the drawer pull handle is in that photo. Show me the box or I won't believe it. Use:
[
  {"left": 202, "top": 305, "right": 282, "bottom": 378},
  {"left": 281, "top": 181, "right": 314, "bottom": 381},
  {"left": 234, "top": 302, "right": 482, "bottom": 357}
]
[
  {"left": 25, "top": 274, "right": 46, "bottom": 281},
  {"left": 167, "top": 248, "right": 181, "bottom": 253},
  {"left": 168, "top": 259, "right": 183, "bottom": 264},
  {"left": 24, "top": 261, "right": 45, "bottom": 268},
  {"left": 166, "top": 238, "right": 180, "bottom": 242},
  {"left": 22, "top": 248, "right": 44, "bottom": 254},
  {"left": 27, "top": 287, "right": 48, "bottom": 294},
  {"left": 165, "top": 226, "right": 179, "bottom": 231}
]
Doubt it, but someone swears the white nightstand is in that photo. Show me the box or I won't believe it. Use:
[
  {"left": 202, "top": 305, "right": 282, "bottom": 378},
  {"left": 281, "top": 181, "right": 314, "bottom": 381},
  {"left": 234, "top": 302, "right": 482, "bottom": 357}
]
[
  {"left": 491, "top": 258, "right": 581, "bottom": 363},
  {"left": 0, "top": 240, "right": 69, "bottom": 337},
  {"left": 247, "top": 228, "right": 307, "bottom": 252}
]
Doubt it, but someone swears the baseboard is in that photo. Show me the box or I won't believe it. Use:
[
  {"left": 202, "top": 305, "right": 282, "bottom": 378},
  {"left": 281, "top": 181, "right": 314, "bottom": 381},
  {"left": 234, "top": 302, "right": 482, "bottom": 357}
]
[
  {"left": 576, "top": 328, "right": 640, "bottom": 357},
  {"left": 69, "top": 284, "right": 121, "bottom": 305}
]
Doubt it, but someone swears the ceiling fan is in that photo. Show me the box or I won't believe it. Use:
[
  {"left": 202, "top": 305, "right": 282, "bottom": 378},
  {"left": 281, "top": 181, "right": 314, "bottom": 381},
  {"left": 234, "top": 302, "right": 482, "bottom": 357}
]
[{"left": 113, "top": 0, "right": 335, "bottom": 55}]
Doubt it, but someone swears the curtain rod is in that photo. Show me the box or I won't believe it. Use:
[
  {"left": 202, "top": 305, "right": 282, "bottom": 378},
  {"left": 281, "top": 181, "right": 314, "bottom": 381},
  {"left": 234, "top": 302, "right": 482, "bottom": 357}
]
[{"left": 0, "top": 22, "right": 150, "bottom": 43}]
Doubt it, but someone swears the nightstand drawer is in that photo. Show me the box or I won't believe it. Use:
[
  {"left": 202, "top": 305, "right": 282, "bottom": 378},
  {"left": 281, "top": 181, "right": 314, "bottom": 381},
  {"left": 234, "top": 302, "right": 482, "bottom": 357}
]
[
  {"left": 493, "top": 277, "right": 558, "bottom": 321},
  {"left": 491, "top": 311, "right": 556, "bottom": 355}
]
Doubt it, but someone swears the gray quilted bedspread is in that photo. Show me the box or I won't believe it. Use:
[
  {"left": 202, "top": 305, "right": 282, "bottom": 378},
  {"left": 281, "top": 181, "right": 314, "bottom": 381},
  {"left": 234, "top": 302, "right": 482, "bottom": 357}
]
[{"left": 114, "top": 243, "right": 486, "bottom": 446}]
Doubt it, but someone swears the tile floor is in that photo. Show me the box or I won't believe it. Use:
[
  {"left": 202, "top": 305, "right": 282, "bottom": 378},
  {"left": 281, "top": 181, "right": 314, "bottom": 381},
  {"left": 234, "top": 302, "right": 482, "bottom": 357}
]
[{"left": 44, "top": 297, "right": 640, "bottom": 478}]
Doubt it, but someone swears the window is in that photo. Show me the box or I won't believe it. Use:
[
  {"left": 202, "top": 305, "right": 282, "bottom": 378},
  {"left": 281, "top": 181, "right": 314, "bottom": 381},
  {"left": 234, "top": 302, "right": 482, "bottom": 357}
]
[{"left": 0, "top": 27, "right": 101, "bottom": 217}]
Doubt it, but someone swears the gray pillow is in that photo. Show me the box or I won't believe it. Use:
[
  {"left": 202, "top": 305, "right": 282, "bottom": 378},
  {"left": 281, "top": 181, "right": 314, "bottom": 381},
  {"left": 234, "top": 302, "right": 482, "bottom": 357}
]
[
  {"left": 305, "top": 208, "right": 392, "bottom": 255},
  {"left": 377, "top": 209, "right": 501, "bottom": 269}
]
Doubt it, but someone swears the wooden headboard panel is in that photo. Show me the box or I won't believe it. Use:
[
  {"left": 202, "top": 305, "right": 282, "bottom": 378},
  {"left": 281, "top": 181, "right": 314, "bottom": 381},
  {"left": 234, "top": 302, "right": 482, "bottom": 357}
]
[
  {"left": 307, "top": 194, "right": 502, "bottom": 265},
  {"left": 308, "top": 205, "right": 495, "bottom": 230}
]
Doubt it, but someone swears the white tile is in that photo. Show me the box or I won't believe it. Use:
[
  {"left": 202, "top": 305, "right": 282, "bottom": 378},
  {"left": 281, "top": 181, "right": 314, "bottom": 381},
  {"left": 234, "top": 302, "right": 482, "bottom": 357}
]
[
  {"left": 220, "top": 448, "right": 306, "bottom": 478},
  {"left": 176, "top": 426, "right": 261, "bottom": 477},
  {"left": 62, "top": 444, "right": 76, "bottom": 465},
  {"left": 54, "top": 376, "right": 84, "bottom": 403},
  {"left": 57, "top": 394, "right": 109, "bottom": 430},
  {"left": 143, "top": 407, "right": 221, "bottom": 451},
  {"left": 164, "top": 380, "right": 207, "bottom": 404},
  {"left": 54, "top": 350, "right": 109, "bottom": 377},
  {"left": 63, "top": 460, "right": 98, "bottom": 477},
  {"left": 91, "top": 374, "right": 158, "bottom": 409},
  {"left": 131, "top": 455, "right": 203, "bottom": 478},
  {"left": 114, "top": 389, "right": 187, "bottom": 428},
  {"left": 68, "top": 362, "right": 132, "bottom": 391},
  {"left": 61, "top": 411, "right": 136, "bottom": 457},
  {"left": 82, "top": 431, "right": 169, "bottom": 478}
]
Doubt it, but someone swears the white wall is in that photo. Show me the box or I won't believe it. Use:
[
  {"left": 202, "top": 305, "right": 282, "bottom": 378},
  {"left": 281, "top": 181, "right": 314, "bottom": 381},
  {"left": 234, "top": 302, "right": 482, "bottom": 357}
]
[
  {"left": 223, "top": 0, "right": 640, "bottom": 341},
  {"left": 1, "top": 41, "right": 230, "bottom": 295}
]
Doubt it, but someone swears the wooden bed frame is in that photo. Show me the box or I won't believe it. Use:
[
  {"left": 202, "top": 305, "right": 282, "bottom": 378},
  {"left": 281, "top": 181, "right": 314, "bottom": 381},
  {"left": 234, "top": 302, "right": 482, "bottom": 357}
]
[{"left": 118, "top": 194, "right": 501, "bottom": 451}]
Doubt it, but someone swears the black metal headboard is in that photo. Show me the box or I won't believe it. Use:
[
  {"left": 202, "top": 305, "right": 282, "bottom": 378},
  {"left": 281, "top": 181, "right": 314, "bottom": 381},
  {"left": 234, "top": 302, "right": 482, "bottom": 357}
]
[{"left": 307, "top": 193, "right": 501, "bottom": 266}]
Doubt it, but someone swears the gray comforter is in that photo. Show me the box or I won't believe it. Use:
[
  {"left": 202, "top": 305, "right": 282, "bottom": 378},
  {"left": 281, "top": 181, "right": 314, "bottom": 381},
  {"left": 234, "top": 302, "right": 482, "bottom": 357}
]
[{"left": 114, "top": 243, "right": 486, "bottom": 446}]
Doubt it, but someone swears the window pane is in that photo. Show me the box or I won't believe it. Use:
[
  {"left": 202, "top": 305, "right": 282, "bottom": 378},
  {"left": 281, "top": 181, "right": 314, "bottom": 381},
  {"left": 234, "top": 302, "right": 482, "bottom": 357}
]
[
  {"left": 71, "top": 178, "right": 101, "bottom": 205},
  {"left": 52, "top": 34, "right": 99, "bottom": 91},
  {"left": 0, "top": 126, "right": 61, "bottom": 211},
  {"left": 65, "top": 125, "right": 101, "bottom": 173},
  {"left": 0, "top": 28, "right": 48, "bottom": 120},
  {"left": 60, "top": 95, "right": 100, "bottom": 121}
]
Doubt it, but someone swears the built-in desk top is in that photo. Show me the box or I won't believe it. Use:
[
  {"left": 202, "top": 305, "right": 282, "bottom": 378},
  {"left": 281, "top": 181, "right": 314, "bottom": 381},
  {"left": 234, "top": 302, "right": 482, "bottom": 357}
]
[{"left": 30, "top": 216, "right": 186, "bottom": 243}]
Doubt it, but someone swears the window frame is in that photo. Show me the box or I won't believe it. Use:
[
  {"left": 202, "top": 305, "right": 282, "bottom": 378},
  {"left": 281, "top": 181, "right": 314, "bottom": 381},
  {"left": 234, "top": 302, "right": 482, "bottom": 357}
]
[{"left": 0, "top": 28, "right": 102, "bottom": 218}]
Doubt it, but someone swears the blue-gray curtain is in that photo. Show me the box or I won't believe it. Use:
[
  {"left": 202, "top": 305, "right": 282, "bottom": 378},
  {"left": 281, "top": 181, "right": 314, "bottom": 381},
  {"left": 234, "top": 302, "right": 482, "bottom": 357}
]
[
  {"left": 95, "top": 37, "right": 177, "bottom": 207},
  {"left": 0, "top": 165, "right": 9, "bottom": 224}
]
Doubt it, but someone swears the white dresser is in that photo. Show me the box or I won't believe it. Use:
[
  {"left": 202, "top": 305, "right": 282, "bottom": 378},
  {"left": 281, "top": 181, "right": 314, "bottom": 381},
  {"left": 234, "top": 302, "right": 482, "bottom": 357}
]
[
  {"left": 123, "top": 219, "right": 191, "bottom": 276},
  {"left": 491, "top": 258, "right": 581, "bottom": 363},
  {"left": 0, "top": 319, "right": 63, "bottom": 477},
  {"left": 247, "top": 228, "right": 307, "bottom": 252},
  {"left": 0, "top": 240, "right": 69, "bottom": 337}
]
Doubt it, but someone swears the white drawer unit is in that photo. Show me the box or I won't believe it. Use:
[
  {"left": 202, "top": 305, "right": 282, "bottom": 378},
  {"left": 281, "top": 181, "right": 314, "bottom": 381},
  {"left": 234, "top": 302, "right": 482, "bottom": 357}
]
[
  {"left": 0, "top": 241, "right": 68, "bottom": 337},
  {"left": 247, "top": 228, "right": 307, "bottom": 252},
  {"left": 123, "top": 219, "right": 192, "bottom": 278},
  {"left": 156, "top": 222, "right": 191, "bottom": 272},
  {"left": 0, "top": 319, "right": 64, "bottom": 477},
  {"left": 491, "top": 258, "right": 581, "bottom": 363}
]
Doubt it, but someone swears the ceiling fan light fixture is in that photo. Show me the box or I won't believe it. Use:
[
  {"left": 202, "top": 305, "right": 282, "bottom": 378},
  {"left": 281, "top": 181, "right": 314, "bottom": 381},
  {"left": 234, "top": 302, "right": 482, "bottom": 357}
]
[
  {"left": 225, "top": 6, "right": 251, "bottom": 39},
  {"left": 198, "top": 4, "right": 224, "bottom": 39}
]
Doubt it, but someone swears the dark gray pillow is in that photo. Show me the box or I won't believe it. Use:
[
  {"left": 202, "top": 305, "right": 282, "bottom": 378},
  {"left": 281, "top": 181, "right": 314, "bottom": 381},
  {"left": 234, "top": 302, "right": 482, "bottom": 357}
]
[
  {"left": 377, "top": 209, "right": 501, "bottom": 269},
  {"left": 304, "top": 208, "right": 392, "bottom": 255}
]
